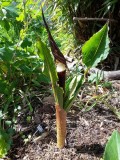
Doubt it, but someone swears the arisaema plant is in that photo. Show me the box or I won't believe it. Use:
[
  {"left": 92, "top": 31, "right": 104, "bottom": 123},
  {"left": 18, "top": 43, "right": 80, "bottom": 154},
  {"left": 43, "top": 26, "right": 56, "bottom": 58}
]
[{"left": 37, "top": 9, "right": 110, "bottom": 148}]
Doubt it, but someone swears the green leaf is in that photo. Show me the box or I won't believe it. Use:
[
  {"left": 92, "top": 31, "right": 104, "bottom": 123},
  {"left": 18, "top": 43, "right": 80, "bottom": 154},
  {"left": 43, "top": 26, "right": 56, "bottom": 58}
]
[
  {"left": 0, "top": 128, "right": 12, "bottom": 158},
  {"left": 65, "top": 77, "right": 73, "bottom": 97},
  {"left": 20, "top": 65, "right": 33, "bottom": 74},
  {"left": 37, "top": 38, "right": 63, "bottom": 107},
  {"left": 82, "top": 23, "right": 110, "bottom": 68},
  {"left": 1, "top": 2, "right": 11, "bottom": 7},
  {"left": 104, "top": 130, "right": 120, "bottom": 160},
  {"left": 4, "top": 5, "right": 18, "bottom": 18},
  {"left": 34, "top": 73, "right": 50, "bottom": 84},
  {"left": 0, "top": 47, "right": 13, "bottom": 62},
  {"left": 2, "top": 19, "right": 10, "bottom": 31},
  {"left": 5, "top": 121, "right": 12, "bottom": 126},
  {"left": 21, "top": 38, "right": 32, "bottom": 48},
  {"left": 16, "top": 12, "right": 25, "bottom": 22},
  {"left": 68, "top": 76, "right": 78, "bottom": 97},
  {"left": 88, "top": 71, "right": 103, "bottom": 83},
  {"left": 0, "top": 80, "right": 9, "bottom": 95},
  {"left": 64, "top": 75, "right": 83, "bottom": 111}
]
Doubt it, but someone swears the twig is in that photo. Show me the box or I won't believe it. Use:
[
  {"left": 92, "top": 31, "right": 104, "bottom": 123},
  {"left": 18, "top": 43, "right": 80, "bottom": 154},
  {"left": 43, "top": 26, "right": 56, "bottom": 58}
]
[{"left": 73, "top": 17, "right": 117, "bottom": 23}]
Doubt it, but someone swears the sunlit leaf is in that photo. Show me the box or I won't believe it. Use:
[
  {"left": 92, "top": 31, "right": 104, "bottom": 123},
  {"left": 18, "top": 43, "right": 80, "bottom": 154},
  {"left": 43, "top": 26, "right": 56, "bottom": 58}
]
[
  {"left": 4, "top": 5, "right": 18, "bottom": 18},
  {"left": 1, "top": 2, "right": 11, "bottom": 7},
  {"left": 37, "top": 38, "right": 64, "bottom": 107},
  {"left": 82, "top": 24, "right": 110, "bottom": 68},
  {"left": 64, "top": 75, "right": 83, "bottom": 111},
  {"left": 0, "top": 128, "right": 12, "bottom": 158},
  {"left": 104, "top": 130, "right": 120, "bottom": 160},
  {"left": 16, "top": 12, "right": 25, "bottom": 22}
]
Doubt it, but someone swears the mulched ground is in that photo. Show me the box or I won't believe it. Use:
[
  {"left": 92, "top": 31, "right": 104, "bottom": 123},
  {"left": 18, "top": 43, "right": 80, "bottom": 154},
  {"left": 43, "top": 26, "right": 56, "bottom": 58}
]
[{"left": 7, "top": 81, "right": 120, "bottom": 160}]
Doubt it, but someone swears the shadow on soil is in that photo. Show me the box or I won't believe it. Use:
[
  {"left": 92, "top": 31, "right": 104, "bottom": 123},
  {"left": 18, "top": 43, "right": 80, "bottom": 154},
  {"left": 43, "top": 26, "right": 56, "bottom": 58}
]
[{"left": 75, "top": 143, "right": 104, "bottom": 157}]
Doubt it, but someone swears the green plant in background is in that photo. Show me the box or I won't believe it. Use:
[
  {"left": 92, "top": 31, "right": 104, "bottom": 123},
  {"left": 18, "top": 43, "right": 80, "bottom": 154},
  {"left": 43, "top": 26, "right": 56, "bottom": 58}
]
[
  {"left": 48, "top": 0, "right": 119, "bottom": 40},
  {"left": 0, "top": 1, "right": 50, "bottom": 157},
  {"left": 103, "top": 130, "right": 120, "bottom": 160},
  {"left": 0, "top": 110, "right": 13, "bottom": 158},
  {"left": 44, "top": 1, "right": 75, "bottom": 53},
  {"left": 0, "top": 2, "right": 46, "bottom": 112},
  {"left": 0, "top": 128, "right": 13, "bottom": 158},
  {"left": 37, "top": 7, "right": 110, "bottom": 148}
]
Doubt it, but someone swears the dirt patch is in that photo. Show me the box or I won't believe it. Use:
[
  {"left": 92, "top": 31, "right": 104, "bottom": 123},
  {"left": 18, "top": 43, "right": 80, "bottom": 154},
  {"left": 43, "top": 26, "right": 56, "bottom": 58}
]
[{"left": 7, "top": 83, "right": 120, "bottom": 160}]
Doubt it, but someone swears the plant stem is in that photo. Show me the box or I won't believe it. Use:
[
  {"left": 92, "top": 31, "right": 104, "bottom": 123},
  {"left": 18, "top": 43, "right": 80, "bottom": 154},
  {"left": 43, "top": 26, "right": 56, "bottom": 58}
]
[
  {"left": 56, "top": 62, "right": 66, "bottom": 148},
  {"left": 55, "top": 104, "right": 67, "bottom": 149}
]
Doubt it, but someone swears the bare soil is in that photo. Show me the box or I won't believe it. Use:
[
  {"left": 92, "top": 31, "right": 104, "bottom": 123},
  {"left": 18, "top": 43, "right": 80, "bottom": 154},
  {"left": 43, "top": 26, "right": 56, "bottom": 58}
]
[{"left": 7, "top": 82, "right": 120, "bottom": 160}]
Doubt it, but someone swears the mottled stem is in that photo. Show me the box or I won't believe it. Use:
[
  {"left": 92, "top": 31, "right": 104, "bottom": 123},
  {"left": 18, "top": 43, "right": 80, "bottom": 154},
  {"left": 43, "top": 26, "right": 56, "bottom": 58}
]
[{"left": 55, "top": 104, "right": 67, "bottom": 148}]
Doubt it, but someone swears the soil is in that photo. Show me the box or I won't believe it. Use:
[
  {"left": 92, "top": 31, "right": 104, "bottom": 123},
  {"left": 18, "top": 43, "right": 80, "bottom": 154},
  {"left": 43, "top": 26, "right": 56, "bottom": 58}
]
[{"left": 6, "top": 82, "right": 120, "bottom": 160}]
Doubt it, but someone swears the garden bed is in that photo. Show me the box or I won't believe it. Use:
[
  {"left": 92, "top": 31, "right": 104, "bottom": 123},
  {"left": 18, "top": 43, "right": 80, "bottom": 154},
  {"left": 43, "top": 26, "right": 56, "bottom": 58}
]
[{"left": 7, "top": 82, "right": 120, "bottom": 160}]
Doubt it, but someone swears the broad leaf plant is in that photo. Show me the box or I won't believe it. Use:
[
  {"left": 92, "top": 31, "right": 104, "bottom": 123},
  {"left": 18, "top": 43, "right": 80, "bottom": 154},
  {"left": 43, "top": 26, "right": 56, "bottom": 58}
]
[
  {"left": 37, "top": 11, "right": 110, "bottom": 149},
  {"left": 103, "top": 130, "right": 120, "bottom": 160}
]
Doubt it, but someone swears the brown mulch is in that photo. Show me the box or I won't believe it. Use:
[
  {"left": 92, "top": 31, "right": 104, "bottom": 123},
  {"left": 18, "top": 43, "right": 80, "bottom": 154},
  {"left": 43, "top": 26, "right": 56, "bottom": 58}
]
[{"left": 7, "top": 82, "right": 120, "bottom": 160}]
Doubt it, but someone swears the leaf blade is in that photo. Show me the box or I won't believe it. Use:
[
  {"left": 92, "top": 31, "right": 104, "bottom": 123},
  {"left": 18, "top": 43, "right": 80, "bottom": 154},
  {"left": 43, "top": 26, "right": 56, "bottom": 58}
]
[
  {"left": 104, "top": 130, "right": 120, "bottom": 160},
  {"left": 82, "top": 24, "right": 110, "bottom": 68},
  {"left": 64, "top": 75, "right": 83, "bottom": 111},
  {"left": 37, "top": 38, "right": 63, "bottom": 107}
]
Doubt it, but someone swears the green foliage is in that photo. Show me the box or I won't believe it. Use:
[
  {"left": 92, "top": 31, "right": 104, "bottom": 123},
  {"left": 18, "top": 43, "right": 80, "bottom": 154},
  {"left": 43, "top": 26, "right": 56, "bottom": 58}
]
[
  {"left": 64, "top": 75, "right": 83, "bottom": 111},
  {"left": 0, "top": 1, "right": 50, "bottom": 157},
  {"left": 37, "top": 38, "right": 64, "bottom": 108},
  {"left": 49, "top": 0, "right": 119, "bottom": 50},
  {"left": 0, "top": 1, "right": 49, "bottom": 107},
  {"left": 100, "top": 0, "right": 119, "bottom": 16},
  {"left": 88, "top": 72, "right": 103, "bottom": 84},
  {"left": 43, "top": 3, "right": 74, "bottom": 53},
  {"left": 36, "top": 37, "right": 83, "bottom": 111},
  {"left": 0, "top": 128, "right": 12, "bottom": 158},
  {"left": 103, "top": 130, "right": 120, "bottom": 160},
  {"left": 82, "top": 24, "right": 110, "bottom": 68},
  {"left": 38, "top": 20, "right": 110, "bottom": 113}
]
